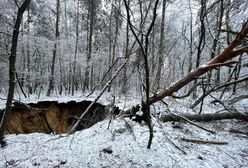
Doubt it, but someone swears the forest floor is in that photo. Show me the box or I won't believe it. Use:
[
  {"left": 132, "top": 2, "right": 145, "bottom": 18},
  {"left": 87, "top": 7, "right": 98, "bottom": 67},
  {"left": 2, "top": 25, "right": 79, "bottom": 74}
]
[{"left": 0, "top": 91, "right": 248, "bottom": 168}]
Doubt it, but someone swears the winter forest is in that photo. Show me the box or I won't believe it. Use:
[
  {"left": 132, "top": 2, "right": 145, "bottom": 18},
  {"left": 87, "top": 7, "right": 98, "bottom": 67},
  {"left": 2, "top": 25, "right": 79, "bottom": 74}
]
[{"left": 0, "top": 0, "right": 248, "bottom": 167}]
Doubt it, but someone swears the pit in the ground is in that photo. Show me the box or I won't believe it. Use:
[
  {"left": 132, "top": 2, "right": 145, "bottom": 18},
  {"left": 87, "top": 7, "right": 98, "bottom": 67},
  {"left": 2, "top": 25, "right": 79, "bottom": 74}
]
[{"left": 0, "top": 100, "right": 109, "bottom": 134}]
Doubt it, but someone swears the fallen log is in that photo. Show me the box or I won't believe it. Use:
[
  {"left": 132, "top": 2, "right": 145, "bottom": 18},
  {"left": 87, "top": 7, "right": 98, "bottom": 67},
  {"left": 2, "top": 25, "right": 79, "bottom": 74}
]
[{"left": 161, "top": 112, "right": 248, "bottom": 122}]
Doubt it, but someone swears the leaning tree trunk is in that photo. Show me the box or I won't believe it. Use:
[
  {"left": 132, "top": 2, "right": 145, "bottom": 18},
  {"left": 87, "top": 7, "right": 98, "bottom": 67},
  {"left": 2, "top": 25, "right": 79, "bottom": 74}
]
[
  {"left": 124, "top": 20, "right": 248, "bottom": 119},
  {"left": 0, "top": 0, "right": 31, "bottom": 146}
]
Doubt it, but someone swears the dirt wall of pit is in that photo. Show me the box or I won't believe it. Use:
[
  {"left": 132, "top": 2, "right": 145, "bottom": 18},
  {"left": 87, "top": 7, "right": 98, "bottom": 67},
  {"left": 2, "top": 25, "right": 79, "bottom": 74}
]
[{"left": 0, "top": 101, "right": 108, "bottom": 134}]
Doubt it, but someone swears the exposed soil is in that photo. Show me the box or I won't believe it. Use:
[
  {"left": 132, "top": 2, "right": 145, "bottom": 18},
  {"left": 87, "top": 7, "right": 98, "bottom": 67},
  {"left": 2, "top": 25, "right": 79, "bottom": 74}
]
[{"left": 0, "top": 100, "right": 109, "bottom": 134}]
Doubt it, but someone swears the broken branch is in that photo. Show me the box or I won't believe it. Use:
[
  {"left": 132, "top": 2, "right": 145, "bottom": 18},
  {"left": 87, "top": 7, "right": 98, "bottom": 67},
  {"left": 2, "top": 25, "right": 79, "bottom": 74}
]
[
  {"left": 68, "top": 59, "right": 128, "bottom": 134},
  {"left": 169, "top": 113, "right": 215, "bottom": 134},
  {"left": 229, "top": 128, "right": 248, "bottom": 136},
  {"left": 181, "top": 137, "right": 228, "bottom": 145}
]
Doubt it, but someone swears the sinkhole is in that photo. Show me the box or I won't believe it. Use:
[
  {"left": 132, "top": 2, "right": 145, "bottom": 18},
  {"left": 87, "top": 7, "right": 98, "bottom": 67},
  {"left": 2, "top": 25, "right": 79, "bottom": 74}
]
[{"left": 0, "top": 100, "right": 113, "bottom": 134}]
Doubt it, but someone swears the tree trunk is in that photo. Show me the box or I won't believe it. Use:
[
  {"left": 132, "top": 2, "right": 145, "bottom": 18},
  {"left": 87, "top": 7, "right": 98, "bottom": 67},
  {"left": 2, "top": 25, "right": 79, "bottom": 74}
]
[
  {"left": 188, "top": 0, "right": 193, "bottom": 74},
  {"left": 27, "top": 7, "right": 32, "bottom": 95},
  {"left": 210, "top": 0, "right": 224, "bottom": 84},
  {"left": 193, "top": 0, "right": 206, "bottom": 99},
  {"left": 154, "top": 0, "right": 166, "bottom": 92},
  {"left": 0, "top": 0, "right": 31, "bottom": 146},
  {"left": 233, "top": 55, "right": 242, "bottom": 94},
  {"left": 122, "top": 2, "right": 130, "bottom": 94},
  {"left": 72, "top": 0, "right": 79, "bottom": 96},
  {"left": 161, "top": 112, "right": 248, "bottom": 122},
  {"left": 107, "top": 5, "right": 113, "bottom": 92},
  {"left": 84, "top": 1, "right": 94, "bottom": 91},
  {"left": 47, "top": 0, "right": 60, "bottom": 96},
  {"left": 20, "top": 25, "right": 26, "bottom": 88}
]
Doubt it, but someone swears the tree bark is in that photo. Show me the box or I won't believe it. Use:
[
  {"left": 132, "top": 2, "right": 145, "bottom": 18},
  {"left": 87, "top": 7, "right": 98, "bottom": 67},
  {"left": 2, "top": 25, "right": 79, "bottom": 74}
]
[{"left": 0, "top": 0, "right": 31, "bottom": 146}]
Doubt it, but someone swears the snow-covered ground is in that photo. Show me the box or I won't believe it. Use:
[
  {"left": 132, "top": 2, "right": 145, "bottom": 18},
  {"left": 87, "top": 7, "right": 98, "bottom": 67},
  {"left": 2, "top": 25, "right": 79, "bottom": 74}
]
[
  {"left": 0, "top": 118, "right": 248, "bottom": 168},
  {"left": 0, "top": 92, "right": 248, "bottom": 167}
]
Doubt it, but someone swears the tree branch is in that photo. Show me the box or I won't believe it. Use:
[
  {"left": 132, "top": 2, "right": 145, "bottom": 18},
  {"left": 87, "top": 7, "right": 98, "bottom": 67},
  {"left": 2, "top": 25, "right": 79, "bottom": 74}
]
[
  {"left": 181, "top": 137, "right": 228, "bottom": 145},
  {"left": 0, "top": 31, "right": 12, "bottom": 37},
  {"left": 68, "top": 59, "right": 128, "bottom": 134},
  {"left": 191, "top": 75, "right": 248, "bottom": 108},
  {"left": 218, "top": 29, "right": 248, "bottom": 38}
]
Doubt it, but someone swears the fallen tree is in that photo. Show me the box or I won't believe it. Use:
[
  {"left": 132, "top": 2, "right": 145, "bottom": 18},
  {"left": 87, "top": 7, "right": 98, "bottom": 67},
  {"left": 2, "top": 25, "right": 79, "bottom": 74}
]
[
  {"left": 161, "top": 112, "right": 248, "bottom": 122},
  {"left": 124, "top": 20, "right": 248, "bottom": 118}
]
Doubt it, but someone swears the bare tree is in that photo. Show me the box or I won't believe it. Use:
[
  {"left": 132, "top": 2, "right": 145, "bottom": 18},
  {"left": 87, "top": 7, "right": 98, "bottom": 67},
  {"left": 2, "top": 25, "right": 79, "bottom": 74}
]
[
  {"left": 26, "top": 6, "right": 32, "bottom": 94},
  {"left": 154, "top": 0, "right": 166, "bottom": 92},
  {"left": 121, "top": 0, "right": 130, "bottom": 94},
  {"left": 209, "top": 0, "right": 224, "bottom": 84},
  {"left": 107, "top": 0, "right": 122, "bottom": 92},
  {"left": 193, "top": 0, "right": 206, "bottom": 99},
  {"left": 72, "top": 0, "right": 79, "bottom": 96},
  {"left": 47, "top": 0, "right": 60, "bottom": 96},
  {"left": 0, "top": 0, "right": 32, "bottom": 147},
  {"left": 188, "top": 0, "right": 194, "bottom": 73},
  {"left": 83, "top": 0, "right": 100, "bottom": 91},
  {"left": 124, "top": 0, "right": 159, "bottom": 149}
]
